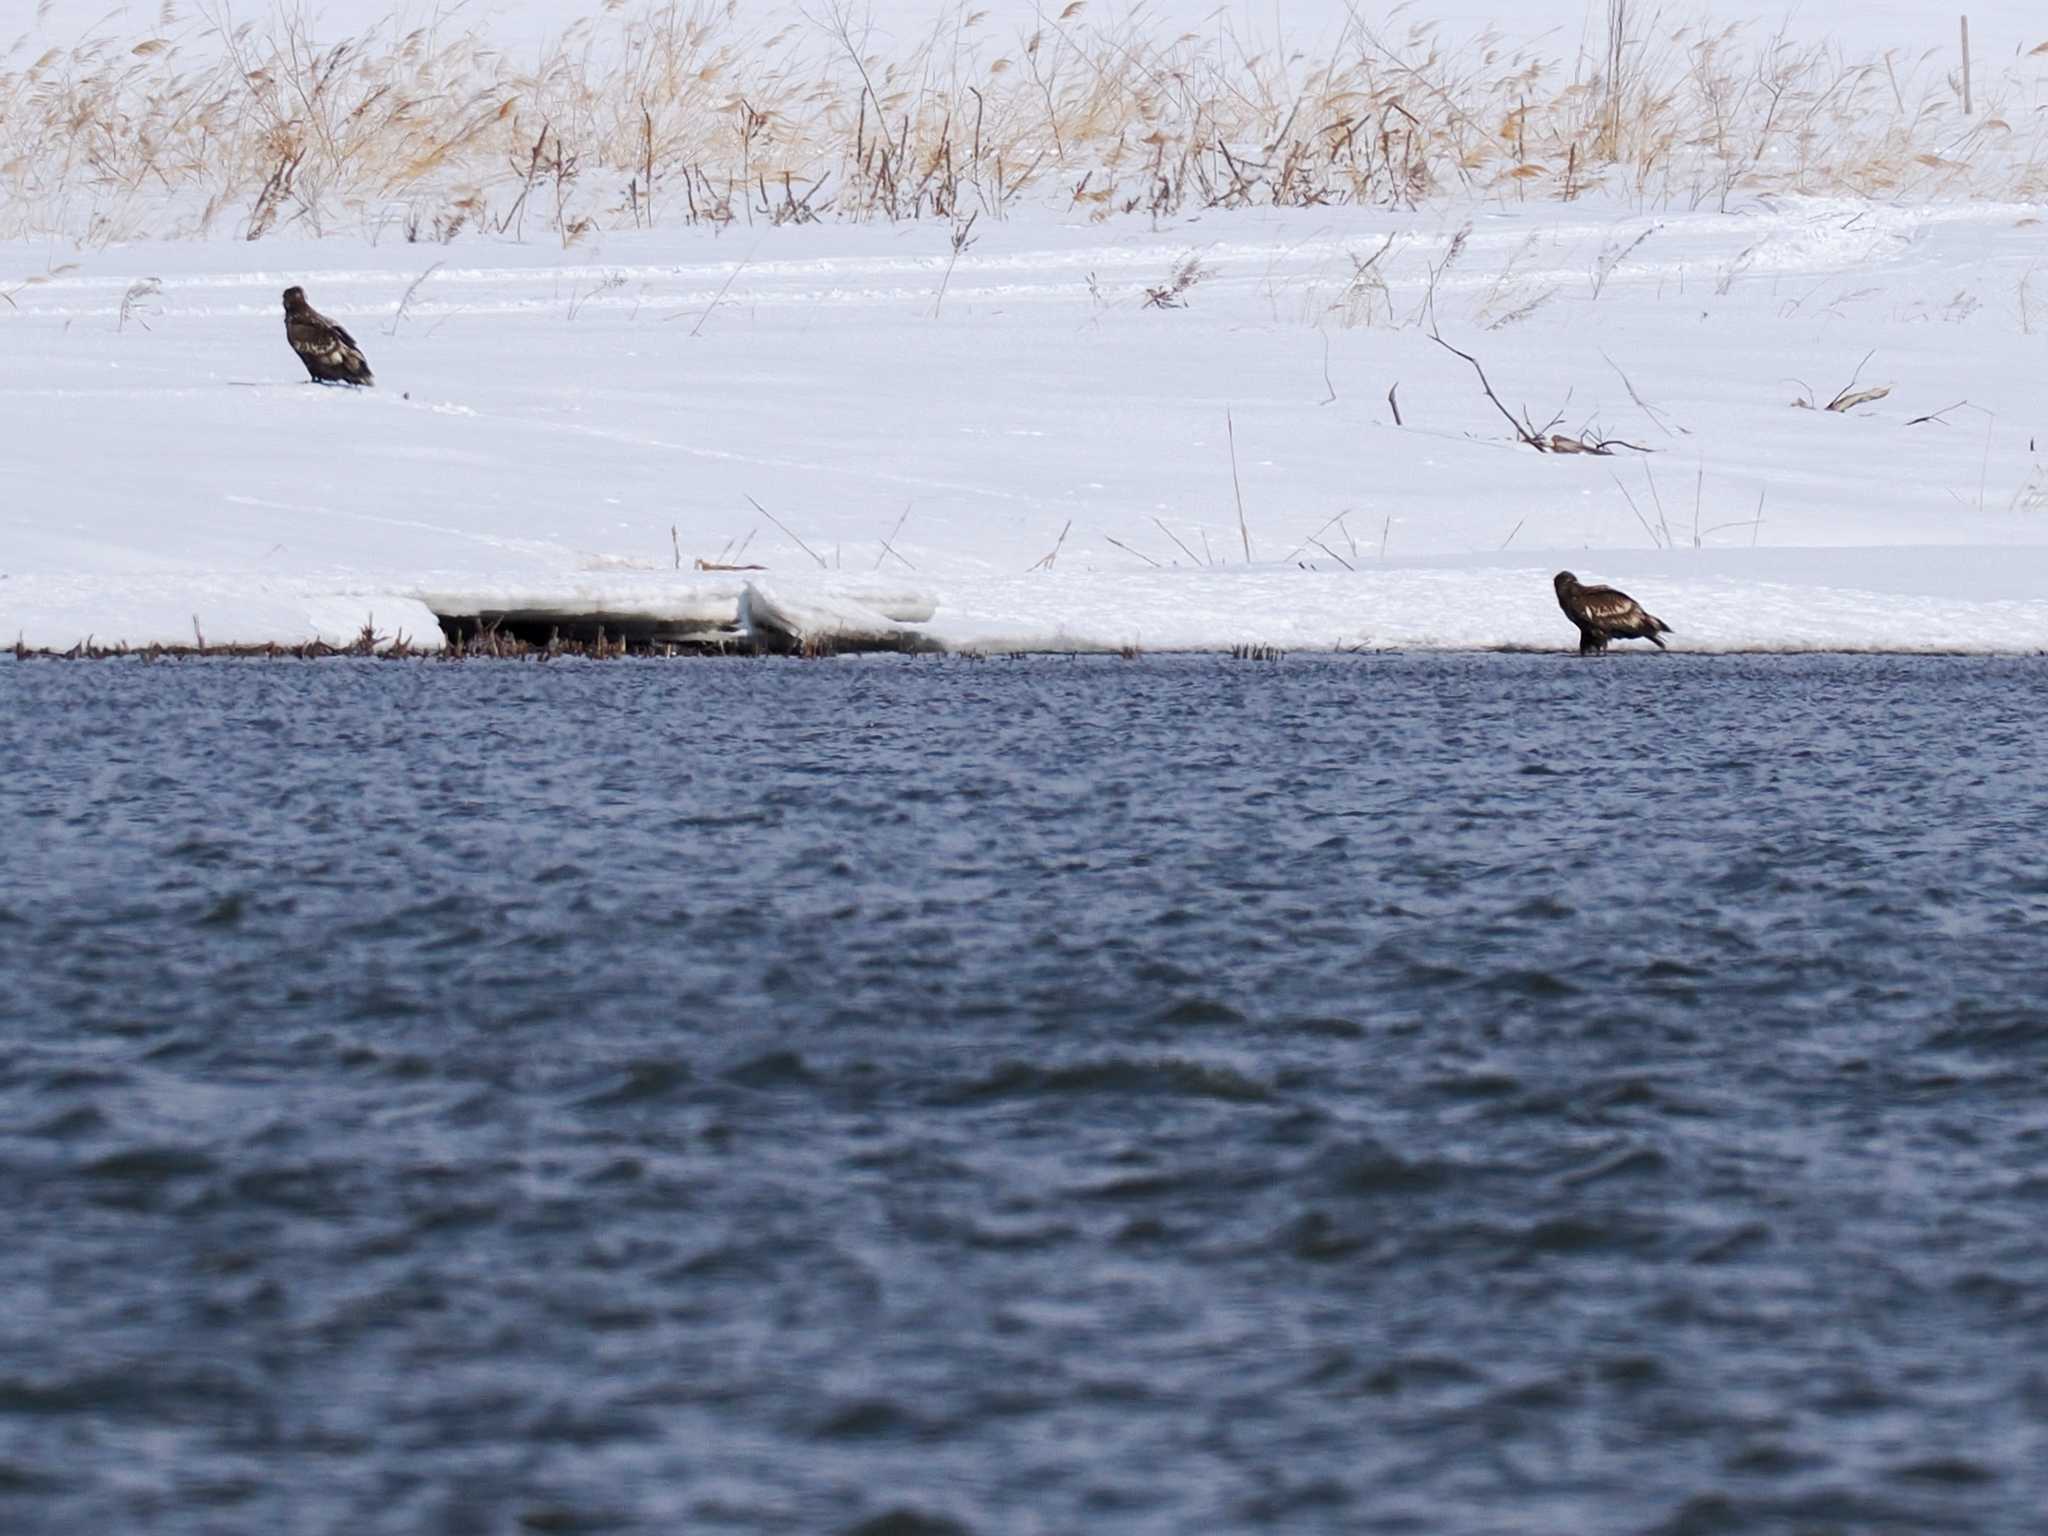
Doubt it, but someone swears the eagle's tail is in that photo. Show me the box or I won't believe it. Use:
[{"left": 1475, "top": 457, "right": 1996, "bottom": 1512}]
[{"left": 1647, "top": 614, "right": 1671, "bottom": 649}]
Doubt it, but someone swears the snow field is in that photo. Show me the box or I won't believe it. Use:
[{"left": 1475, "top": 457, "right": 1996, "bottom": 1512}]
[{"left": 5, "top": 196, "right": 2048, "bottom": 653}]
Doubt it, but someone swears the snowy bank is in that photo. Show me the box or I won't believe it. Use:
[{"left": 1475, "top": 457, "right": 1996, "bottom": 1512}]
[
  {"left": 6, "top": 199, "right": 2048, "bottom": 655},
  {"left": 921, "top": 552, "right": 2048, "bottom": 655}
]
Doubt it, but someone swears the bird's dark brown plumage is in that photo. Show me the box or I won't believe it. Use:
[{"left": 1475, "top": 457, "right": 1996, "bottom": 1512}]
[
  {"left": 1553, "top": 570, "right": 1671, "bottom": 654},
  {"left": 282, "top": 285, "right": 373, "bottom": 386}
]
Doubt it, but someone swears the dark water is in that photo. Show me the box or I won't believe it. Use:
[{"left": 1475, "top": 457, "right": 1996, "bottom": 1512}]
[{"left": 3, "top": 654, "right": 2046, "bottom": 1536}]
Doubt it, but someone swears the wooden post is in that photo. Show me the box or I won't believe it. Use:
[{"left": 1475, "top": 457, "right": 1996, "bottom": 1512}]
[{"left": 1962, "top": 15, "right": 1973, "bottom": 116}]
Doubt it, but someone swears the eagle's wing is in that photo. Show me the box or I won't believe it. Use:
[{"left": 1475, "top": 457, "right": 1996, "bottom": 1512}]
[
  {"left": 1575, "top": 584, "right": 1648, "bottom": 628},
  {"left": 288, "top": 309, "right": 373, "bottom": 382},
  {"left": 287, "top": 314, "right": 341, "bottom": 357}
]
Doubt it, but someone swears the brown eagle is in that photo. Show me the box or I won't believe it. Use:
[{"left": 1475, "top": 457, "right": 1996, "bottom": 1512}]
[
  {"left": 282, "top": 286, "right": 373, "bottom": 386},
  {"left": 1553, "top": 571, "right": 1671, "bottom": 654}
]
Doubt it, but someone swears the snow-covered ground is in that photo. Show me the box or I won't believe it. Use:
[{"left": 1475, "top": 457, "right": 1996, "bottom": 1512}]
[{"left": 6, "top": 4, "right": 2048, "bottom": 653}]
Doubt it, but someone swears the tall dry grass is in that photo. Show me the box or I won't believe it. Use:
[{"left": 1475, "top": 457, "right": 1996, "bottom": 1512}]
[{"left": 5, "top": 0, "right": 2047, "bottom": 245}]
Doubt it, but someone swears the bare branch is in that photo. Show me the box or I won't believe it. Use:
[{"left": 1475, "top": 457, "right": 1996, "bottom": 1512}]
[{"left": 1431, "top": 329, "right": 1546, "bottom": 450}]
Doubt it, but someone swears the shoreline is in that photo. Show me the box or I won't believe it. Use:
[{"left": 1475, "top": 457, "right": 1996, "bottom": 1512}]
[{"left": 9, "top": 641, "right": 2046, "bottom": 664}]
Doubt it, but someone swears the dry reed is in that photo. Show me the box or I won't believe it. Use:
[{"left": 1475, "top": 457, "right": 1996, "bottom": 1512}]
[{"left": 4, "top": 1, "right": 2046, "bottom": 245}]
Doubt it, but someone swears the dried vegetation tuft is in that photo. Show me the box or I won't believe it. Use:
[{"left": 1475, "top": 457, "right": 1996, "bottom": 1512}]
[{"left": 4, "top": 1, "right": 2043, "bottom": 244}]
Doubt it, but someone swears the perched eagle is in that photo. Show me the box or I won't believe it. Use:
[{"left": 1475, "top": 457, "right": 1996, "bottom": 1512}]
[
  {"left": 282, "top": 286, "right": 373, "bottom": 386},
  {"left": 1553, "top": 571, "right": 1671, "bottom": 654}
]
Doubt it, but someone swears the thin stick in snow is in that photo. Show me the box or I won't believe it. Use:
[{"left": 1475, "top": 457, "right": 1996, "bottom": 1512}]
[
  {"left": 1281, "top": 509, "right": 1352, "bottom": 565},
  {"left": 672, "top": 524, "right": 681, "bottom": 570},
  {"left": 1601, "top": 347, "right": 1677, "bottom": 436},
  {"left": 387, "top": 261, "right": 442, "bottom": 336},
  {"left": 1380, "top": 515, "right": 1391, "bottom": 558},
  {"left": 1906, "top": 399, "right": 1970, "bottom": 426},
  {"left": 745, "top": 494, "right": 829, "bottom": 569},
  {"left": 933, "top": 211, "right": 979, "bottom": 319},
  {"left": 1643, "top": 461, "right": 1673, "bottom": 548},
  {"left": 1979, "top": 408, "right": 1995, "bottom": 513},
  {"left": 1319, "top": 332, "right": 1337, "bottom": 406},
  {"left": 1609, "top": 471, "right": 1665, "bottom": 547},
  {"left": 1820, "top": 350, "right": 1888, "bottom": 413},
  {"left": 873, "top": 503, "right": 916, "bottom": 571},
  {"left": 1031, "top": 520, "right": 1072, "bottom": 571},
  {"left": 1387, "top": 382, "right": 1403, "bottom": 426},
  {"left": 1227, "top": 410, "right": 1252, "bottom": 562},
  {"left": 1430, "top": 331, "right": 1545, "bottom": 449},
  {"left": 1152, "top": 517, "right": 1205, "bottom": 566},
  {"left": 1961, "top": 15, "right": 1973, "bottom": 117},
  {"left": 1700, "top": 511, "right": 1767, "bottom": 540},
  {"left": 1308, "top": 537, "right": 1356, "bottom": 571},
  {"left": 1105, "top": 535, "right": 1162, "bottom": 568},
  {"left": 1499, "top": 518, "right": 1525, "bottom": 550},
  {"left": 673, "top": 246, "right": 757, "bottom": 337}
]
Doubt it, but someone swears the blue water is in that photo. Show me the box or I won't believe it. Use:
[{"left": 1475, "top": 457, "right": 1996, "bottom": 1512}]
[{"left": 2, "top": 654, "right": 2046, "bottom": 1535}]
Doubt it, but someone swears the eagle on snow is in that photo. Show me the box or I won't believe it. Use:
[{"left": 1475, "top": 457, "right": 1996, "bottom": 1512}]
[
  {"left": 1553, "top": 571, "right": 1671, "bottom": 654},
  {"left": 282, "top": 286, "right": 373, "bottom": 386}
]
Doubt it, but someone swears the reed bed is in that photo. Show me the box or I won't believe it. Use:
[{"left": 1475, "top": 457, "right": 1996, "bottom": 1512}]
[{"left": 5, "top": 1, "right": 2048, "bottom": 245}]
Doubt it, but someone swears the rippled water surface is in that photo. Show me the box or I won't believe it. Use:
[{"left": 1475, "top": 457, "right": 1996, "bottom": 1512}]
[{"left": 3, "top": 654, "right": 2047, "bottom": 1535}]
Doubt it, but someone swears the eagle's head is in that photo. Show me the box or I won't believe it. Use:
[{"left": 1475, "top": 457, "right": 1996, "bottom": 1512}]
[
  {"left": 1553, "top": 570, "right": 1578, "bottom": 598},
  {"left": 282, "top": 286, "right": 307, "bottom": 312}
]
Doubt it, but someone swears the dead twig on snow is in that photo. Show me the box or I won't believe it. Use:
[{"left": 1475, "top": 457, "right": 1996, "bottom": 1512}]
[
  {"left": 1030, "top": 520, "right": 1072, "bottom": 572},
  {"left": 1227, "top": 410, "right": 1253, "bottom": 561},
  {"left": 386, "top": 262, "right": 442, "bottom": 336},
  {"left": 1105, "top": 535, "right": 1162, "bottom": 567},
  {"left": 1906, "top": 399, "right": 1969, "bottom": 426},
  {"left": 1792, "top": 350, "right": 1891, "bottom": 413},
  {"left": 745, "top": 494, "right": 828, "bottom": 569},
  {"left": 874, "top": 503, "right": 917, "bottom": 571},
  {"left": 1152, "top": 517, "right": 1206, "bottom": 566}
]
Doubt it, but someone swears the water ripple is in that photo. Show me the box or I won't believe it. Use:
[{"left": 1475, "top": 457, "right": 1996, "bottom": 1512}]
[{"left": 2, "top": 654, "right": 2046, "bottom": 1534}]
